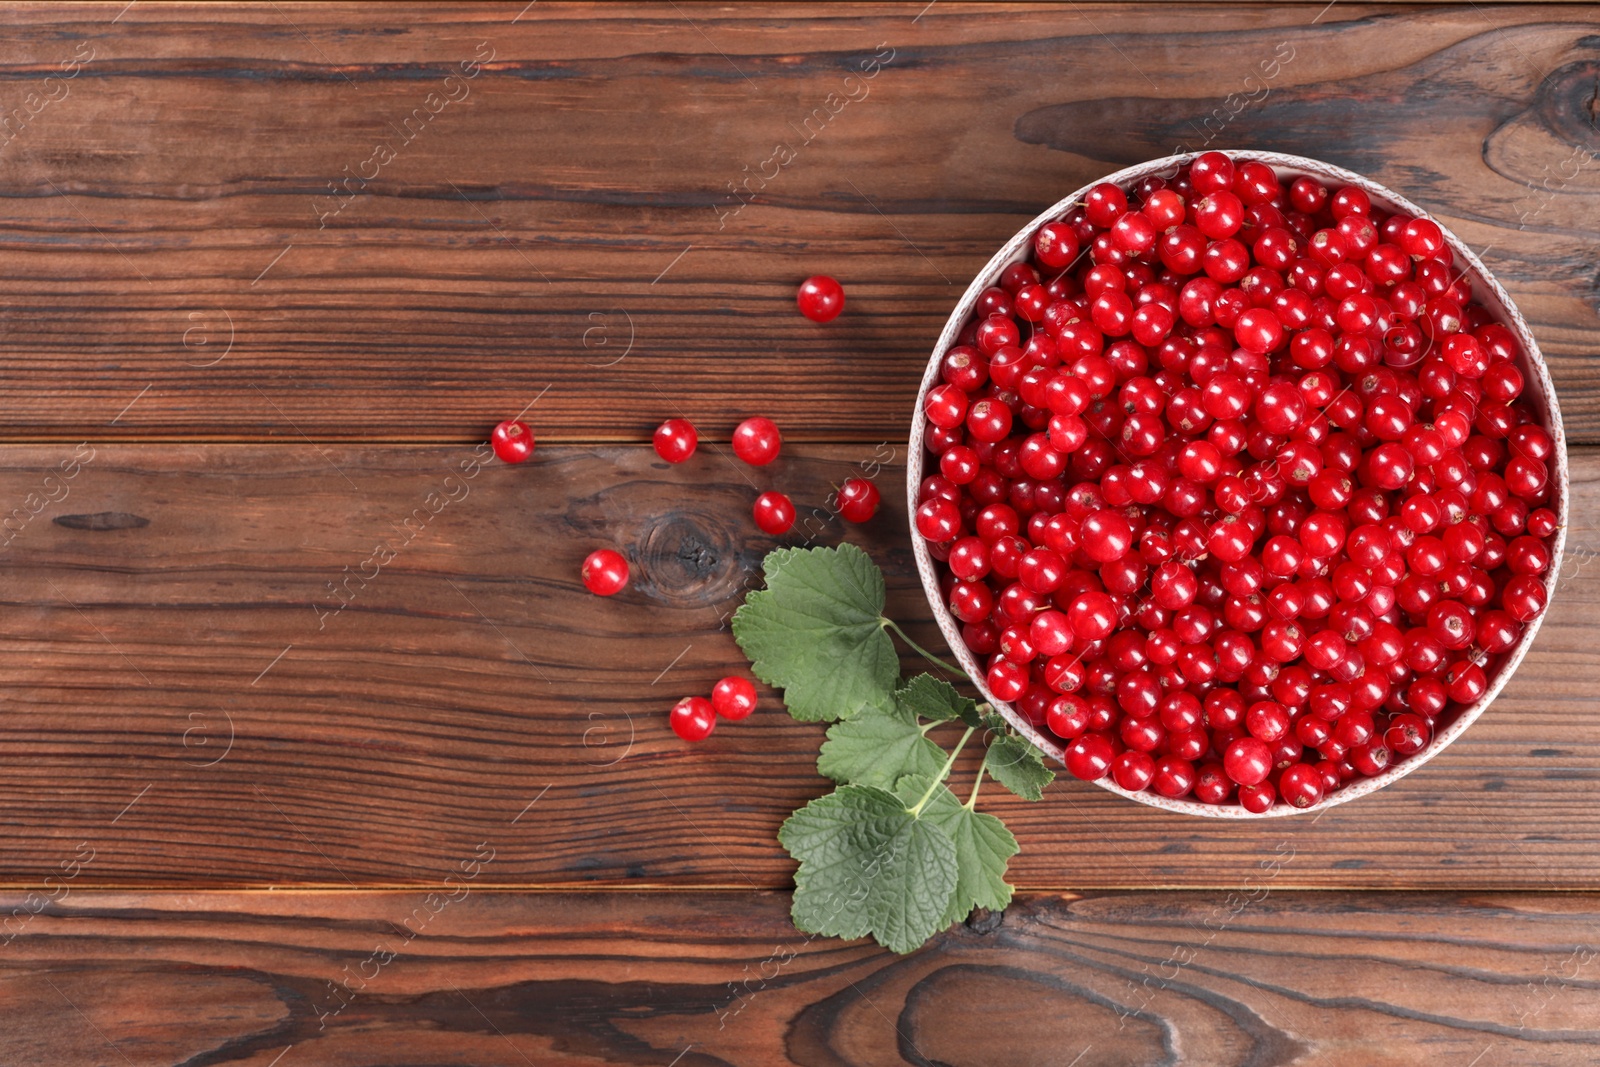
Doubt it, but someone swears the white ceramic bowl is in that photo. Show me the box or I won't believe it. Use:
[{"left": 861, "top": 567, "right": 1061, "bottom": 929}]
[{"left": 909, "top": 150, "right": 1568, "bottom": 817}]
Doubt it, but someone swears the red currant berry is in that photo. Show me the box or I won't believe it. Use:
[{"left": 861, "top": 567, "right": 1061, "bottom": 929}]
[
  {"left": 1045, "top": 653, "right": 1087, "bottom": 694},
  {"left": 1506, "top": 456, "right": 1548, "bottom": 498},
  {"left": 942, "top": 345, "right": 988, "bottom": 391},
  {"left": 753, "top": 491, "right": 796, "bottom": 535},
  {"left": 1151, "top": 560, "right": 1199, "bottom": 609},
  {"left": 653, "top": 418, "right": 698, "bottom": 463},
  {"left": 1084, "top": 183, "right": 1129, "bottom": 227},
  {"left": 1047, "top": 694, "right": 1092, "bottom": 740},
  {"left": 711, "top": 676, "right": 758, "bottom": 720},
  {"left": 1365, "top": 443, "right": 1414, "bottom": 490},
  {"left": 837, "top": 478, "right": 880, "bottom": 523},
  {"left": 948, "top": 580, "right": 993, "bottom": 624},
  {"left": 1350, "top": 740, "right": 1392, "bottom": 777},
  {"left": 940, "top": 446, "right": 981, "bottom": 486},
  {"left": 925, "top": 383, "right": 969, "bottom": 430},
  {"left": 1035, "top": 221, "right": 1082, "bottom": 269},
  {"left": 1223, "top": 736, "right": 1273, "bottom": 786},
  {"left": 1245, "top": 700, "right": 1291, "bottom": 742},
  {"left": 1030, "top": 609, "right": 1074, "bottom": 657},
  {"left": 1501, "top": 575, "right": 1547, "bottom": 622},
  {"left": 1065, "top": 732, "right": 1116, "bottom": 780},
  {"left": 947, "top": 536, "right": 990, "bottom": 581},
  {"left": 1290, "top": 176, "right": 1328, "bottom": 214},
  {"left": 1400, "top": 217, "right": 1446, "bottom": 259},
  {"left": 1331, "top": 186, "right": 1371, "bottom": 219},
  {"left": 670, "top": 696, "right": 717, "bottom": 742},
  {"left": 1145, "top": 188, "right": 1188, "bottom": 229},
  {"left": 797, "top": 275, "right": 845, "bottom": 322},
  {"left": 1068, "top": 592, "right": 1118, "bottom": 642},
  {"left": 1385, "top": 713, "right": 1431, "bottom": 756},
  {"left": 1112, "top": 210, "right": 1159, "bottom": 256},
  {"left": 1120, "top": 713, "right": 1165, "bottom": 753},
  {"left": 1277, "top": 762, "right": 1325, "bottom": 808},
  {"left": 967, "top": 398, "right": 1014, "bottom": 443},
  {"left": 732, "top": 417, "right": 782, "bottom": 466},
  {"left": 1151, "top": 755, "right": 1197, "bottom": 799},
  {"left": 1111, "top": 749, "right": 1156, "bottom": 792},
  {"left": 490, "top": 419, "right": 535, "bottom": 464},
  {"left": 1193, "top": 762, "right": 1235, "bottom": 804},
  {"left": 1239, "top": 781, "right": 1276, "bottom": 813},
  {"left": 582, "top": 549, "right": 629, "bottom": 596},
  {"left": 1235, "top": 307, "right": 1285, "bottom": 354},
  {"left": 987, "top": 658, "right": 1029, "bottom": 702},
  {"left": 1427, "top": 600, "right": 1475, "bottom": 649},
  {"left": 1080, "top": 510, "right": 1134, "bottom": 563},
  {"left": 1190, "top": 152, "right": 1236, "bottom": 195},
  {"left": 1255, "top": 383, "right": 1307, "bottom": 435}
]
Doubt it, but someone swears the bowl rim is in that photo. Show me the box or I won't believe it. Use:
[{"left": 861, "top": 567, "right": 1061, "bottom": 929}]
[{"left": 907, "top": 149, "right": 1569, "bottom": 818}]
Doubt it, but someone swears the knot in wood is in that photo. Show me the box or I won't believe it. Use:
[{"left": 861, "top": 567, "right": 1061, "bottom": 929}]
[
  {"left": 636, "top": 511, "right": 734, "bottom": 605},
  {"left": 1534, "top": 59, "right": 1600, "bottom": 152}
]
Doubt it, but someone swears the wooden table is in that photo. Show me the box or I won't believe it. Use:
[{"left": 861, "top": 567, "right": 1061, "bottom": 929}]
[{"left": 2, "top": 2, "right": 1598, "bottom": 1062}]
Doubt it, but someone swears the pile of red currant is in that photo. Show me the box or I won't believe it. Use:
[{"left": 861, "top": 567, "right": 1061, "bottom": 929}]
[{"left": 918, "top": 152, "right": 1558, "bottom": 812}]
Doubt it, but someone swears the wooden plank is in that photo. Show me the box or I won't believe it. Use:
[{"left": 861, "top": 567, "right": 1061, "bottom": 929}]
[
  {"left": 2, "top": 888, "right": 1598, "bottom": 1064},
  {"left": 0, "top": 3, "right": 1595, "bottom": 441},
  {"left": 0, "top": 440, "right": 1593, "bottom": 890}
]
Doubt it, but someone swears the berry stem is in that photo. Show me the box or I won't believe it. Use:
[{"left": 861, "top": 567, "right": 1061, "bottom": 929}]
[
  {"left": 965, "top": 762, "right": 986, "bottom": 810},
  {"left": 908, "top": 725, "right": 975, "bottom": 816},
  {"left": 880, "top": 617, "right": 966, "bottom": 678}
]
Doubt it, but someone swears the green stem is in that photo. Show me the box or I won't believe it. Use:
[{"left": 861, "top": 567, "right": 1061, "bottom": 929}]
[
  {"left": 966, "top": 760, "right": 986, "bottom": 810},
  {"left": 909, "top": 726, "right": 975, "bottom": 816},
  {"left": 881, "top": 617, "right": 966, "bottom": 677},
  {"left": 919, "top": 720, "right": 940, "bottom": 735}
]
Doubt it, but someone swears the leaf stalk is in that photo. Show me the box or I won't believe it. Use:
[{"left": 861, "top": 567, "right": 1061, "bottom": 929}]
[
  {"left": 909, "top": 725, "right": 975, "bottom": 816},
  {"left": 881, "top": 617, "right": 966, "bottom": 677}
]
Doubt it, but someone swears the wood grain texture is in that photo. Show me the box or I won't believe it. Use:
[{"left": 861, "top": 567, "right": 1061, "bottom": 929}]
[
  {"left": 3, "top": 888, "right": 1599, "bottom": 1065},
  {"left": 0, "top": 3, "right": 1595, "bottom": 442},
  {"left": 0, "top": 440, "right": 1595, "bottom": 890}
]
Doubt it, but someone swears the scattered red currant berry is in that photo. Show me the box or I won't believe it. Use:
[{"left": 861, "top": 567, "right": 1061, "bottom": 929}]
[
  {"left": 490, "top": 419, "right": 535, "bottom": 464},
  {"left": 670, "top": 696, "right": 717, "bottom": 742},
  {"left": 732, "top": 417, "right": 782, "bottom": 466},
  {"left": 797, "top": 275, "right": 845, "bottom": 322},
  {"left": 653, "top": 418, "right": 698, "bottom": 463},
  {"left": 753, "top": 491, "right": 796, "bottom": 535},
  {"left": 711, "top": 676, "right": 758, "bottom": 721},
  {"left": 581, "top": 549, "right": 629, "bottom": 596},
  {"left": 837, "top": 478, "right": 880, "bottom": 523}
]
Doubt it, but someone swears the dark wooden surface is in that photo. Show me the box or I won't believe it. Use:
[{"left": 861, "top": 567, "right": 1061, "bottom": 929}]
[
  {"left": 5, "top": 890, "right": 1600, "bottom": 1065},
  {"left": 0, "top": 442, "right": 1596, "bottom": 890},
  {"left": 1, "top": 2, "right": 1599, "bottom": 1062},
  {"left": 0, "top": 3, "right": 1595, "bottom": 442}
]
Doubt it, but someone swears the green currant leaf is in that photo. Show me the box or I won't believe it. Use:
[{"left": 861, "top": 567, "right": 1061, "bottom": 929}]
[
  {"left": 983, "top": 733, "right": 1055, "bottom": 802},
  {"left": 817, "top": 700, "right": 948, "bottom": 789},
  {"left": 732, "top": 544, "right": 898, "bottom": 722},
  {"left": 894, "top": 775, "right": 1019, "bottom": 926},
  {"left": 895, "top": 673, "right": 982, "bottom": 727},
  {"left": 779, "top": 784, "right": 957, "bottom": 955}
]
